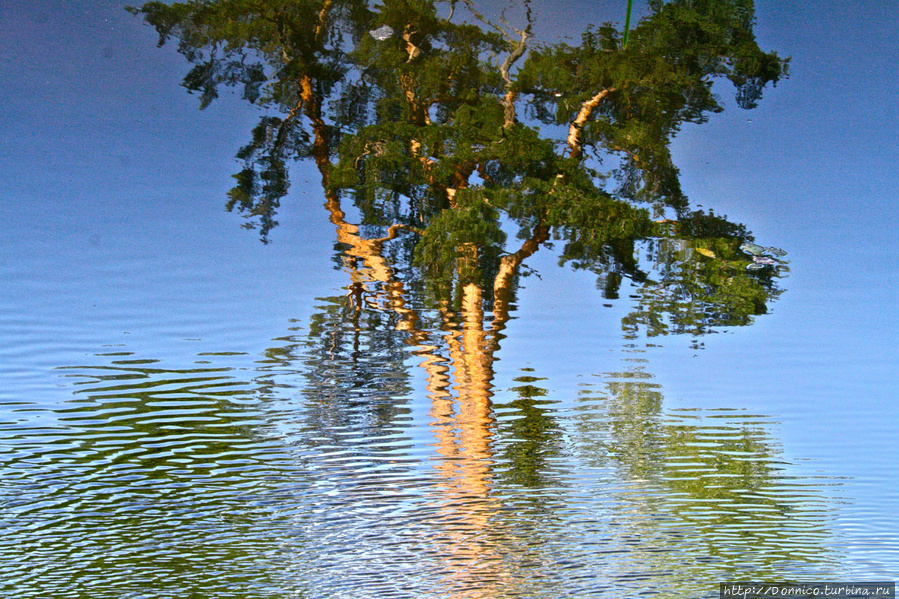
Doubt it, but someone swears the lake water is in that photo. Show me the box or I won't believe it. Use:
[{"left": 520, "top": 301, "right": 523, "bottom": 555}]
[{"left": 1, "top": 1, "right": 897, "bottom": 597}]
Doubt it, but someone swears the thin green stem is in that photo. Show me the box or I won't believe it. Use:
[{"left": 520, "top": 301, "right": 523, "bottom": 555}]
[{"left": 622, "top": 0, "right": 634, "bottom": 48}]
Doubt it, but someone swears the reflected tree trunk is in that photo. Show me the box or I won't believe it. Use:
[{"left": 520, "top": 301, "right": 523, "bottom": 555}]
[{"left": 313, "top": 118, "right": 520, "bottom": 591}]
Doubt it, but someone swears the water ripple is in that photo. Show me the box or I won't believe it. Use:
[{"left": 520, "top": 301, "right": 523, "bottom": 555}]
[{"left": 0, "top": 336, "right": 854, "bottom": 598}]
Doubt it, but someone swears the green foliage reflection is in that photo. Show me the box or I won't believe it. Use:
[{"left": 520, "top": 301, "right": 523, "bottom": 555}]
[
  {"left": 131, "top": 0, "right": 789, "bottom": 338},
  {"left": 575, "top": 365, "right": 837, "bottom": 582}
]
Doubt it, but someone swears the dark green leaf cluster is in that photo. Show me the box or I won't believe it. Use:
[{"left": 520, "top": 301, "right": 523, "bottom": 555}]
[
  {"left": 519, "top": 0, "right": 786, "bottom": 209},
  {"left": 621, "top": 219, "right": 783, "bottom": 337},
  {"left": 225, "top": 116, "right": 314, "bottom": 239},
  {"left": 413, "top": 189, "right": 506, "bottom": 289}
]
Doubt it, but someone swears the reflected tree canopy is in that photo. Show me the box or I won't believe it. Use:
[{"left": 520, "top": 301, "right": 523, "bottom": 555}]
[
  {"left": 128, "top": 8, "right": 792, "bottom": 549},
  {"left": 130, "top": 0, "right": 789, "bottom": 343},
  {"left": 129, "top": 6, "right": 793, "bottom": 542}
]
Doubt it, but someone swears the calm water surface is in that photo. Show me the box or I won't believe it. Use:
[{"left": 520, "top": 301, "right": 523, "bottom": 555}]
[{"left": 2, "top": 0, "right": 898, "bottom": 597}]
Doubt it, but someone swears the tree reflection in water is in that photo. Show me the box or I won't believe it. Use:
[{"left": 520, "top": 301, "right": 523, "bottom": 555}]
[
  {"left": 575, "top": 361, "right": 837, "bottom": 586},
  {"left": 110, "top": 0, "right": 828, "bottom": 594},
  {"left": 128, "top": 0, "right": 791, "bottom": 395}
]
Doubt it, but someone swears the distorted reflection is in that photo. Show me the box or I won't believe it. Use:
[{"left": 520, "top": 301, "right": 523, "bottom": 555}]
[
  {"left": 1, "top": 354, "right": 304, "bottom": 597},
  {"left": 1, "top": 311, "right": 845, "bottom": 597},
  {"left": 0, "top": 0, "right": 815, "bottom": 596},
  {"left": 128, "top": 0, "right": 790, "bottom": 343},
  {"left": 575, "top": 358, "right": 839, "bottom": 589}
]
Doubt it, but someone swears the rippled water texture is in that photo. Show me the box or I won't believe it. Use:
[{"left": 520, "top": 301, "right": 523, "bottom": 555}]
[
  {"left": 1, "top": 325, "right": 844, "bottom": 598},
  {"left": 2, "top": 0, "right": 898, "bottom": 597},
  {"left": 1, "top": 239, "right": 896, "bottom": 597}
]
